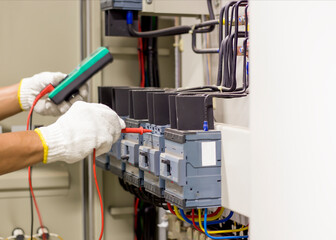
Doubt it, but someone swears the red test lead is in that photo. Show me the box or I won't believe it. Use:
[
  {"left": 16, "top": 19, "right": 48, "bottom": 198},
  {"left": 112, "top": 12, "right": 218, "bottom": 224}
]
[{"left": 121, "top": 127, "right": 152, "bottom": 135}]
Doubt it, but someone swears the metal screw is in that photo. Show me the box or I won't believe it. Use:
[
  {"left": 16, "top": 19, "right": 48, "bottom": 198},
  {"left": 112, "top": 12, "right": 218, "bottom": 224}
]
[
  {"left": 146, "top": 0, "right": 153, "bottom": 4},
  {"left": 215, "top": 0, "right": 220, "bottom": 7}
]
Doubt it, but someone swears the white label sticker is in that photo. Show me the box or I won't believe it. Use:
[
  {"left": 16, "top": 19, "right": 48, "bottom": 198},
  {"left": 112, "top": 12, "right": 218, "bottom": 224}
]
[{"left": 201, "top": 141, "right": 216, "bottom": 166}]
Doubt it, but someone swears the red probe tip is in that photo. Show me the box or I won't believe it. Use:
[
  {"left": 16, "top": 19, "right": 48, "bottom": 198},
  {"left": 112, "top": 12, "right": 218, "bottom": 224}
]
[{"left": 121, "top": 126, "right": 152, "bottom": 135}]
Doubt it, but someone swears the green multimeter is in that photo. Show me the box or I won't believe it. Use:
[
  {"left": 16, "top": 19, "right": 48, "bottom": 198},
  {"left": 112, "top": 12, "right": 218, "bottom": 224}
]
[{"left": 48, "top": 47, "right": 113, "bottom": 104}]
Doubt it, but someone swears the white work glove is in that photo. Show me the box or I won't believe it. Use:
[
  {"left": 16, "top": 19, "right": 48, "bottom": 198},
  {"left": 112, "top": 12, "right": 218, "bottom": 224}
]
[
  {"left": 18, "top": 72, "right": 89, "bottom": 116},
  {"left": 34, "top": 101, "right": 126, "bottom": 164}
]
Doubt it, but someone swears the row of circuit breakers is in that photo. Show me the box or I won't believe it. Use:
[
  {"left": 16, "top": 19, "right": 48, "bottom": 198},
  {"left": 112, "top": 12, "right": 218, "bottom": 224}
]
[{"left": 97, "top": 87, "right": 221, "bottom": 209}]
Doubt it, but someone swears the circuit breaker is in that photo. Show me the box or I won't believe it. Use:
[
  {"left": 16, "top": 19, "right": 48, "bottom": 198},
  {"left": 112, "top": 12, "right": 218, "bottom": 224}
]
[
  {"left": 139, "top": 92, "right": 173, "bottom": 197},
  {"left": 121, "top": 118, "right": 147, "bottom": 187},
  {"left": 121, "top": 89, "right": 161, "bottom": 187},
  {"left": 160, "top": 129, "right": 222, "bottom": 209}
]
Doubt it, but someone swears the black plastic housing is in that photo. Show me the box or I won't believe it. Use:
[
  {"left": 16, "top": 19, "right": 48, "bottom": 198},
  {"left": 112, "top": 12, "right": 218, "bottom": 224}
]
[
  {"left": 98, "top": 86, "right": 113, "bottom": 109},
  {"left": 168, "top": 95, "right": 178, "bottom": 129},
  {"left": 113, "top": 87, "right": 140, "bottom": 116},
  {"left": 105, "top": 10, "right": 138, "bottom": 37},
  {"left": 98, "top": 86, "right": 141, "bottom": 116},
  {"left": 175, "top": 95, "right": 214, "bottom": 131},
  {"left": 131, "top": 89, "right": 162, "bottom": 120},
  {"left": 152, "top": 92, "right": 177, "bottom": 125}
]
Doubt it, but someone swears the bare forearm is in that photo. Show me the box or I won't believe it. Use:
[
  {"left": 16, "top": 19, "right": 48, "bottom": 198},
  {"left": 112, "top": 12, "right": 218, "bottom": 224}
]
[
  {"left": 0, "top": 131, "right": 43, "bottom": 175},
  {"left": 0, "top": 83, "right": 22, "bottom": 120}
]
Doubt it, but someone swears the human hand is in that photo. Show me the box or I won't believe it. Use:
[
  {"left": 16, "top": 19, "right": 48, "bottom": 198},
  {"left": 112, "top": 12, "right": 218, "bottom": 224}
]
[
  {"left": 18, "top": 72, "right": 88, "bottom": 116},
  {"left": 35, "top": 101, "right": 126, "bottom": 164}
]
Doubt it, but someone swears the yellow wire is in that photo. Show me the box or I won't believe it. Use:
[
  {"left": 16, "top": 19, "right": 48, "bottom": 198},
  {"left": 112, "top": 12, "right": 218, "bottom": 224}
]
[
  {"left": 174, "top": 205, "right": 186, "bottom": 222},
  {"left": 49, "top": 233, "right": 64, "bottom": 240},
  {"left": 173, "top": 206, "right": 225, "bottom": 222},
  {"left": 198, "top": 209, "right": 249, "bottom": 234},
  {"left": 56, "top": 235, "right": 64, "bottom": 240}
]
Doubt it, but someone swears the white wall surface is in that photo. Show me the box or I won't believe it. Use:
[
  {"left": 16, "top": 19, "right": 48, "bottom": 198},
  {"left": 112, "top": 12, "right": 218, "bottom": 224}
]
[{"left": 250, "top": 1, "right": 336, "bottom": 239}]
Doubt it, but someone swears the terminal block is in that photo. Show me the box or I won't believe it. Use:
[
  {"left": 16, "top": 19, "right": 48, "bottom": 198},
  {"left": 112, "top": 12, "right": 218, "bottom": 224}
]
[
  {"left": 139, "top": 124, "right": 168, "bottom": 197},
  {"left": 160, "top": 128, "right": 222, "bottom": 209}
]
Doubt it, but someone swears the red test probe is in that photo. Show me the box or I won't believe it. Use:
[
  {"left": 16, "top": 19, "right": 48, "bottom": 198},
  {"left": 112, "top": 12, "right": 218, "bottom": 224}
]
[{"left": 121, "top": 127, "right": 152, "bottom": 135}]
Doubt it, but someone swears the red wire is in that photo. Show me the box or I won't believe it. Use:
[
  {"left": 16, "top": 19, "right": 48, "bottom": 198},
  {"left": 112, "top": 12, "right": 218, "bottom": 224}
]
[
  {"left": 28, "top": 167, "right": 46, "bottom": 240},
  {"left": 166, "top": 202, "right": 222, "bottom": 219},
  {"left": 137, "top": 37, "right": 143, "bottom": 88},
  {"left": 186, "top": 207, "right": 222, "bottom": 218},
  {"left": 138, "top": 20, "right": 145, "bottom": 88},
  {"left": 93, "top": 149, "right": 104, "bottom": 240},
  {"left": 191, "top": 209, "right": 204, "bottom": 233},
  {"left": 166, "top": 203, "right": 176, "bottom": 215},
  {"left": 134, "top": 198, "right": 140, "bottom": 240},
  {"left": 26, "top": 84, "right": 55, "bottom": 240}
]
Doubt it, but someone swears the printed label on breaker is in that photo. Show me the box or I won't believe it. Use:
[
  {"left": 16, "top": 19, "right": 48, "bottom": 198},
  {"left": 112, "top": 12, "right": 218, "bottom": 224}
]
[{"left": 201, "top": 141, "right": 216, "bottom": 166}]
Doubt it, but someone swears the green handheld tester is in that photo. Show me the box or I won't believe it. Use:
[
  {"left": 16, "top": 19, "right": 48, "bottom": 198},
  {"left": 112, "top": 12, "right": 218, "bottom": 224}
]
[{"left": 49, "top": 47, "right": 113, "bottom": 104}]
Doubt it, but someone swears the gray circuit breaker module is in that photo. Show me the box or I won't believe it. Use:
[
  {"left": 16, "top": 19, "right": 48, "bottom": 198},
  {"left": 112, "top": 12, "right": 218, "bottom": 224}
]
[
  {"left": 160, "top": 128, "right": 222, "bottom": 209},
  {"left": 139, "top": 124, "right": 168, "bottom": 197},
  {"left": 121, "top": 118, "right": 147, "bottom": 187}
]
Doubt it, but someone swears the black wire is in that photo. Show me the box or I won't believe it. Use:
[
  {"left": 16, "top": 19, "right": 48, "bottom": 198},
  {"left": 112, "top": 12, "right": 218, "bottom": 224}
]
[
  {"left": 152, "top": 17, "right": 160, "bottom": 88},
  {"left": 176, "top": 85, "right": 221, "bottom": 92},
  {"left": 128, "top": 0, "right": 217, "bottom": 38},
  {"left": 191, "top": 21, "right": 219, "bottom": 54},
  {"left": 230, "top": 0, "right": 248, "bottom": 90},
  {"left": 148, "top": 17, "right": 154, "bottom": 87},
  {"left": 128, "top": 23, "right": 191, "bottom": 38}
]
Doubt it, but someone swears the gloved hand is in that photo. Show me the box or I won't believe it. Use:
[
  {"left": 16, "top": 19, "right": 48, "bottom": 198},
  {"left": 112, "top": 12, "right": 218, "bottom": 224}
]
[
  {"left": 18, "top": 72, "right": 88, "bottom": 116},
  {"left": 34, "top": 101, "right": 126, "bottom": 164}
]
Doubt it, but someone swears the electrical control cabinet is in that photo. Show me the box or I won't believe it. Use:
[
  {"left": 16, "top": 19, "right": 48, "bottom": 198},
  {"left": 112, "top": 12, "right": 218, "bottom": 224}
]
[{"left": 160, "top": 129, "right": 222, "bottom": 209}]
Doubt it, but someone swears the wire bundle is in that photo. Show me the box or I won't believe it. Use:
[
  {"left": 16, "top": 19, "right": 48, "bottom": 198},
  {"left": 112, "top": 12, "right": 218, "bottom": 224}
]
[
  {"left": 137, "top": 16, "right": 160, "bottom": 88},
  {"left": 118, "top": 178, "right": 167, "bottom": 209},
  {"left": 166, "top": 203, "right": 248, "bottom": 239},
  {"left": 134, "top": 198, "right": 157, "bottom": 240}
]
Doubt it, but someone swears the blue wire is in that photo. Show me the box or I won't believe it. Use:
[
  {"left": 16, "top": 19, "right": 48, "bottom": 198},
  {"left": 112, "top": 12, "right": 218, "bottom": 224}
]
[
  {"left": 203, "top": 209, "right": 249, "bottom": 240},
  {"left": 179, "top": 209, "right": 234, "bottom": 226}
]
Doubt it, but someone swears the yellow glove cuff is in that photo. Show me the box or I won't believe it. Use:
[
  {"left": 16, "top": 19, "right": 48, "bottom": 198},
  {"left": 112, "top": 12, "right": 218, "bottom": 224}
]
[
  {"left": 17, "top": 79, "right": 24, "bottom": 111},
  {"left": 34, "top": 128, "right": 49, "bottom": 164}
]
